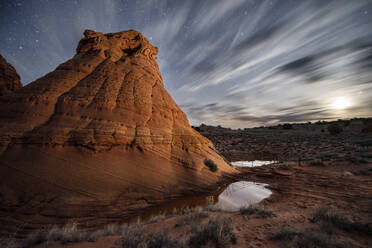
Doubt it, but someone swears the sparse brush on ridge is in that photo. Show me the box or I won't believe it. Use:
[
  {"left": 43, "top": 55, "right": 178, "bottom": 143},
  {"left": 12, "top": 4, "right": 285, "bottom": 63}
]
[
  {"left": 282, "top": 123, "right": 293, "bottom": 130},
  {"left": 328, "top": 123, "right": 343, "bottom": 135},
  {"left": 239, "top": 204, "right": 275, "bottom": 218},
  {"left": 204, "top": 159, "right": 218, "bottom": 172}
]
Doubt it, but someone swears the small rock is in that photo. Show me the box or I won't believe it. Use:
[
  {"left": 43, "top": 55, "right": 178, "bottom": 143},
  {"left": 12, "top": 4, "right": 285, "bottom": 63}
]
[{"left": 342, "top": 171, "right": 353, "bottom": 176}]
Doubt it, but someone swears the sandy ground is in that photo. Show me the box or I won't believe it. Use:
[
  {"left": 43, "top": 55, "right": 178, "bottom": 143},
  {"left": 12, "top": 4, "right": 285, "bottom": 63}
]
[{"left": 30, "top": 162, "right": 372, "bottom": 248}]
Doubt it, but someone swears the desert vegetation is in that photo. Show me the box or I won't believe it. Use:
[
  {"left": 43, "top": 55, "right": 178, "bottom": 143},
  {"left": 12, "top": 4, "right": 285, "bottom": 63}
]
[
  {"left": 188, "top": 217, "right": 237, "bottom": 248},
  {"left": 269, "top": 225, "right": 350, "bottom": 248},
  {"left": 268, "top": 207, "right": 372, "bottom": 248},
  {"left": 239, "top": 204, "right": 275, "bottom": 218},
  {"left": 311, "top": 208, "right": 372, "bottom": 235},
  {"left": 328, "top": 123, "right": 343, "bottom": 135},
  {"left": 4, "top": 206, "right": 236, "bottom": 248},
  {"left": 204, "top": 159, "right": 218, "bottom": 172}
]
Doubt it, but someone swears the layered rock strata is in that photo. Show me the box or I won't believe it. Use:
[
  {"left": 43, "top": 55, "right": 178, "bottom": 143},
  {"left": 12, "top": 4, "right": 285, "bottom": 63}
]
[
  {"left": 0, "top": 54, "right": 22, "bottom": 96},
  {"left": 0, "top": 30, "right": 235, "bottom": 236}
]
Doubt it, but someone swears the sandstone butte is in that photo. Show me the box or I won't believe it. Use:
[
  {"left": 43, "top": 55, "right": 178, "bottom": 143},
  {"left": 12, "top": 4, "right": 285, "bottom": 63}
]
[{"left": 0, "top": 30, "right": 236, "bottom": 235}]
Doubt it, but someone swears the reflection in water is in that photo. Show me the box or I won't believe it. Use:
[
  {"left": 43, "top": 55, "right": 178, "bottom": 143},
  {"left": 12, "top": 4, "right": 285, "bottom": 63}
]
[
  {"left": 231, "top": 160, "right": 276, "bottom": 167},
  {"left": 138, "top": 181, "right": 271, "bottom": 221},
  {"left": 214, "top": 181, "right": 272, "bottom": 211}
]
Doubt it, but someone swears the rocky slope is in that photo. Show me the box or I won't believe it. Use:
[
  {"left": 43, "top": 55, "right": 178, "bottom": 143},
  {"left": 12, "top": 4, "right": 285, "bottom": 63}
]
[
  {"left": 0, "top": 54, "right": 22, "bottom": 96},
  {"left": 0, "top": 30, "right": 234, "bottom": 237}
]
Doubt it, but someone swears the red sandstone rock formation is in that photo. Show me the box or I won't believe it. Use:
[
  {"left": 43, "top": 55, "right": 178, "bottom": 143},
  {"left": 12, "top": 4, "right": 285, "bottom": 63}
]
[
  {"left": 0, "top": 30, "right": 234, "bottom": 234},
  {"left": 0, "top": 54, "right": 22, "bottom": 96}
]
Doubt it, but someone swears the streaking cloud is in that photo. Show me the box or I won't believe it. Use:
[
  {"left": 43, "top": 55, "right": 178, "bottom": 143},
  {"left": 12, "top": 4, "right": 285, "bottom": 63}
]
[{"left": 0, "top": 0, "right": 371, "bottom": 128}]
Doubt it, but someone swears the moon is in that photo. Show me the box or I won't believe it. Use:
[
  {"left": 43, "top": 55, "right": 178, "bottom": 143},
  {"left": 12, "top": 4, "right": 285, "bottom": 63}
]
[{"left": 331, "top": 97, "right": 352, "bottom": 110}]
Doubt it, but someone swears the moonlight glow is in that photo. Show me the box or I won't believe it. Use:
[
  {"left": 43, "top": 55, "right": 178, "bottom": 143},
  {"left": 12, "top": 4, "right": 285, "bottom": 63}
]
[{"left": 331, "top": 97, "right": 352, "bottom": 110}]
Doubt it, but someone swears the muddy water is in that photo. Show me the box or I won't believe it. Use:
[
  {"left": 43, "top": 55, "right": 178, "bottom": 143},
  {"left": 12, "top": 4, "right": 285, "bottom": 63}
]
[
  {"left": 231, "top": 160, "right": 277, "bottom": 167},
  {"left": 137, "top": 181, "right": 272, "bottom": 221}
]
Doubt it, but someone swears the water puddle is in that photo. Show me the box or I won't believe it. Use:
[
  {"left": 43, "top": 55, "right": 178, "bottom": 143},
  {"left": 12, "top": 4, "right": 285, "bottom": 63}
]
[
  {"left": 138, "top": 181, "right": 272, "bottom": 221},
  {"left": 231, "top": 160, "right": 277, "bottom": 167},
  {"left": 213, "top": 181, "right": 272, "bottom": 211}
]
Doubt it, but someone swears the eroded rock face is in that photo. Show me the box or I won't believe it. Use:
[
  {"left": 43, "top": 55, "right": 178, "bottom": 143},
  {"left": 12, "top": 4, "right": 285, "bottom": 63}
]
[
  {"left": 0, "top": 30, "right": 234, "bottom": 231},
  {"left": 0, "top": 54, "right": 22, "bottom": 96}
]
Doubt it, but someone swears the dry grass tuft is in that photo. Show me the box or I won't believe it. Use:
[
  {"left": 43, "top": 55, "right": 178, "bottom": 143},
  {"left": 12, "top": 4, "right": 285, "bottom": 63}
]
[
  {"left": 239, "top": 204, "right": 275, "bottom": 218},
  {"left": 121, "top": 224, "right": 184, "bottom": 248},
  {"left": 188, "top": 217, "right": 236, "bottom": 248},
  {"left": 311, "top": 208, "right": 371, "bottom": 235}
]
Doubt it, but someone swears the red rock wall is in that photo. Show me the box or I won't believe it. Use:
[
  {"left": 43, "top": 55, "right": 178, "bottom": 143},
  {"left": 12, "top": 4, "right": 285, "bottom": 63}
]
[{"left": 0, "top": 55, "right": 22, "bottom": 96}]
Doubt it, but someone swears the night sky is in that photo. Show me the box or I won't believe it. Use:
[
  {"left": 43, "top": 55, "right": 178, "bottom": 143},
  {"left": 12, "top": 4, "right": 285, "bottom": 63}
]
[{"left": 1, "top": 0, "right": 372, "bottom": 128}]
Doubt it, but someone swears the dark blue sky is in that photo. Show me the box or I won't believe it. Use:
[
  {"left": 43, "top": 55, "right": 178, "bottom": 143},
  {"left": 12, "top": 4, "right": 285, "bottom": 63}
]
[{"left": 1, "top": 0, "right": 372, "bottom": 128}]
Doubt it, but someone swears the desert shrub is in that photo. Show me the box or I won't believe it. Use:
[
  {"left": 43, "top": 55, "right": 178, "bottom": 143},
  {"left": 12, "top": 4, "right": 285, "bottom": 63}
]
[
  {"left": 121, "top": 224, "right": 183, "bottom": 248},
  {"left": 204, "top": 204, "right": 224, "bottom": 212},
  {"left": 311, "top": 208, "right": 372, "bottom": 235},
  {"left": 283, "top": 123, "right": 293, "bottom": 130},
  {"left": 147, "top": 214, "right": 167, "bottom": 224},
  {"left": 309, "top": 160, "right": 324, "bottom": 166},
  {"left": 361, "top": 151, "right": 372, "bottom": 158},
  {"left": 328, "top": 124, "right": 343, "bottom": 135},
  {"left": 352, "top": 167, "right": 372, "bottom": 176},
  {"left": 147, "top": 230, "right": 182, "bottom": 248},
  {"left": 239, "top": 205, "right": 275, "bottom": 218},
  {"left": 352, "top": 157, "right": 369, "bottom": 164},
  {"left": 270, "top": 226, "right": 350, "bottom": 247},
  {"left": 25, "top": 225, "right": 87, "bottom": 247},
  {"left": 103, "top": 223, "right": 121, "bottom": 236},
  {"left": 58, "top": 223, "right": 87, "bottom": 244},
  {"left": 0, "top": 238, "right": 19, "bottom": 248},
  {"left": 204, "top": 159, "right": 218, "bottom": 172},
  {"left": 121, "top": 223, "right": 147, "bottom": 247},
  {"left": 23, "top": 230, "right": 48, "bottom": 247},
  {"left": 342, "top": 120, "right": 351, "bottom": 127},
  {"left": 292, "top": 229, "right": 349, "bottom": 248},
  {"left": 188, "top": 217, "right": 236, "bottom": 248},
  {"left": 23, "top": 222, "right": 141, "bottom": 246},
  {"left": 184, "top": 208, "right": 209, "bottom": 224},
  {"left": 269, "top": 226, "right": 298, "bottom": 241},
  {"left": 355, "top": 140, "right": 372, "bottom": 147}
]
